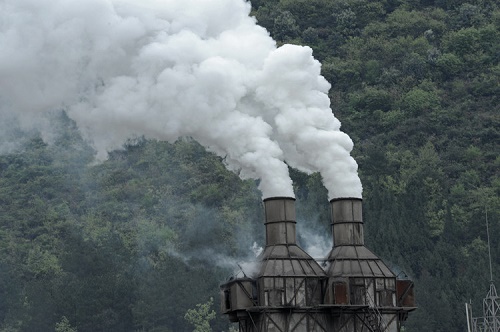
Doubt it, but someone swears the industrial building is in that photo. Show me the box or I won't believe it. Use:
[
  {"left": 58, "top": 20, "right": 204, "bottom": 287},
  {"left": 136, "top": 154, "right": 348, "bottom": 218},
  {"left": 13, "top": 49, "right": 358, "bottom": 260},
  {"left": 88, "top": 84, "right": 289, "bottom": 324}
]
[{"left": 220, "top": 197, "right": 416, "bottom": 332}]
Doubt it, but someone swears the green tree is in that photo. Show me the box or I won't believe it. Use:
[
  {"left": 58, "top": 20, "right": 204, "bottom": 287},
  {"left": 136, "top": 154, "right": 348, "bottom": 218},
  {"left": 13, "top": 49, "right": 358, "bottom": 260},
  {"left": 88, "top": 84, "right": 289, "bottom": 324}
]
[
  {"left": 55, "top": 316, "right": 77, "bottom": 332},
  {"left": 273, "top": 10, "right": 300, "bottom": 41},
  {"left": 184, "top": 298, "right": 216, "bottom": 332}
]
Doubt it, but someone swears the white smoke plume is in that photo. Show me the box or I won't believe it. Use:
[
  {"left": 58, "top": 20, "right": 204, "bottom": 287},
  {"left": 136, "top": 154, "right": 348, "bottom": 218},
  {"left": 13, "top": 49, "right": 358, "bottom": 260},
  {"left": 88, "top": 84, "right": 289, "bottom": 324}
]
[
  {"left": 0, "top": 0, "right": 362, "bottom": 199},
  {"left": 298, "top": 227, "right": 331, "bottom": 259}
]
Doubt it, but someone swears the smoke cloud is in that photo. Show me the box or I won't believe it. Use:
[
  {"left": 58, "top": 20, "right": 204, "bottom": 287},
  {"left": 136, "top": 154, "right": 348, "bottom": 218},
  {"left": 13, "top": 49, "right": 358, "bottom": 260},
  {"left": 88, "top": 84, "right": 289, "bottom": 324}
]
[{"left": 0, "top": 0, "right": 362, "bottom": 199}]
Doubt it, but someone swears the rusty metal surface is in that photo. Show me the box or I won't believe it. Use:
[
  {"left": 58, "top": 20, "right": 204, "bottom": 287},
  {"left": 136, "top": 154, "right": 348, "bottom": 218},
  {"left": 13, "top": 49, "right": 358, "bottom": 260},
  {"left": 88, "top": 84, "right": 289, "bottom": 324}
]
[{"left": 396, "top": 280, "right": 415, "bottom": 307}]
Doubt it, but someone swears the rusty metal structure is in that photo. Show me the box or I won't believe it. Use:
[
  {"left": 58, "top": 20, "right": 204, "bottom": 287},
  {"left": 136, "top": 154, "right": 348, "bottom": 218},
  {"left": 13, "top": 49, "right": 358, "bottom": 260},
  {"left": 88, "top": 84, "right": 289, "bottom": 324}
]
[{"left": 221, "top": 197, "right": 416, "bottom": 331}]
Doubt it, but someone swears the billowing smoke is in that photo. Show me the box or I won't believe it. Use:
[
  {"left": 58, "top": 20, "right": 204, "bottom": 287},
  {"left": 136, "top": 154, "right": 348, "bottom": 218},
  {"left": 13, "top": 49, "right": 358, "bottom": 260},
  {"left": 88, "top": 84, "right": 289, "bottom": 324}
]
[{"left": 0, "top": 0, "right": 362, "bottom": 199}]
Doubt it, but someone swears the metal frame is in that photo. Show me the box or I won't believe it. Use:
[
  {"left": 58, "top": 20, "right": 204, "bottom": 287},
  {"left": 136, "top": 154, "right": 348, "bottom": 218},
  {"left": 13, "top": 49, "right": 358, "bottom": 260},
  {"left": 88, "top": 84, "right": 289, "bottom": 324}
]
[
  {"left": 470, "top": 283, "right": 500, "bottom": 332},
  {"left": 467, "top": 207, "right": 499, "bottom": 332}
]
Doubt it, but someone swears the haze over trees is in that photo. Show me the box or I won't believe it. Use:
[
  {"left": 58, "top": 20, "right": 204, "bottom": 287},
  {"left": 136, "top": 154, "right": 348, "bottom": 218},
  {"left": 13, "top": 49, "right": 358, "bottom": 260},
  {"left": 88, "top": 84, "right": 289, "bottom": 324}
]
[{"left": 0, "top": 0, "right": 498, "bottom": 331}]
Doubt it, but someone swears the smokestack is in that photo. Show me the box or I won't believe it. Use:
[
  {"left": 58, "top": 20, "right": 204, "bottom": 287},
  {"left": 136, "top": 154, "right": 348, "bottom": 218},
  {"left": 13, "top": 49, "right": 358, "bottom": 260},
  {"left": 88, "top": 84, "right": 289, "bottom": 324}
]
[
  {"left": 325, "top": 197, "right": 395, "bottom": 279},
  {"left": 257, "top": 196, "right": 325, "bottom": 278},
  {"left": 263, "top": 197, "right": 296, "bottom": 246},
  {"left": 221, "top": 197, "right": 327, "bottom": 330},
  {"left": 324, "top": 197, "right": 416, "bottom": 330},
  {"left": 330, "top": 197, "right": 364, "bottom": 246}
]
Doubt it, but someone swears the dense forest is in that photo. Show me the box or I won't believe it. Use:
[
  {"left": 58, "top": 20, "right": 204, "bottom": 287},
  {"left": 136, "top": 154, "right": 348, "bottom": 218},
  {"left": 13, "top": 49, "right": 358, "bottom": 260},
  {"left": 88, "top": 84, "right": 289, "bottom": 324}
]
[{"left": 0, "top": 0, "right": 499, "bottom": 331}]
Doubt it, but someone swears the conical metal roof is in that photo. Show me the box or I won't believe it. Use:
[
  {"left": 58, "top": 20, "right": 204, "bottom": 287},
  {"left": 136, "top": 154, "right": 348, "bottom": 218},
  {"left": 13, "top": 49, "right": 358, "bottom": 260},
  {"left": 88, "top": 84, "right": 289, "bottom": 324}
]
[
  {"left": 325, "top": 199, "right": 396, "bottom": 278},
  {"left": 258, "top": 244, "right": 326, "bottom": 277},
  {"left": 326, "top": 245, "right": 395, "bottom": 278}
]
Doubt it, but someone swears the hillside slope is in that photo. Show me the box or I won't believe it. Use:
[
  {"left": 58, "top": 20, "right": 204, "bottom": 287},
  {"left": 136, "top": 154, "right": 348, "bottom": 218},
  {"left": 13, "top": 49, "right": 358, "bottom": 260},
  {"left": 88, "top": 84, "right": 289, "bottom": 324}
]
[{"left": 0, "top": 0, "right": 498, "bottom": 331}]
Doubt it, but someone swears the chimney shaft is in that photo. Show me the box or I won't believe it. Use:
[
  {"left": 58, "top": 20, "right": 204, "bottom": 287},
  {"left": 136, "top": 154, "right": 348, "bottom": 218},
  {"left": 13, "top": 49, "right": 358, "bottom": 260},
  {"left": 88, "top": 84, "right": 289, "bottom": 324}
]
[
  {"left": 263, "top": 197, "right": 296, "bottom": 246},
  {"left": 330, "top": 198, "right": 364, "bottom": 246}
]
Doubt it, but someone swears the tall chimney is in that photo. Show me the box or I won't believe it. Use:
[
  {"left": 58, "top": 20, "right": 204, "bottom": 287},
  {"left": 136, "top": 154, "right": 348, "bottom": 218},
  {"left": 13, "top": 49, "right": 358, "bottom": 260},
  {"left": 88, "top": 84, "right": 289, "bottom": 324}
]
[
  {"left": 330, "top": 197, "right": 364, "bottom": 246},
  {"left": 263, "top": 197, "right": 296, "bottom": 246},
  {"left": 257, "top": 196, "right": 325, "bottom": 277},
  {"left": 326, "top": 197, "right": 394, "bottom": 279},
  {"left": 324, "top": 197, "right": 416, "bottom": 331}
]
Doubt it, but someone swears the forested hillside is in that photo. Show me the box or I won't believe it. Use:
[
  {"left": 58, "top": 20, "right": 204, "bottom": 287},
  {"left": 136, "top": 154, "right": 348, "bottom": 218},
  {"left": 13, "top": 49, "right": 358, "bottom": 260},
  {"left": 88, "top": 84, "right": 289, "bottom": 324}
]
[
  {"left": 0, "top": 118, "right": 265, "bottom": 331},
  {"left": 0, "top": 0, "right": 499, "bottom": 331},
  {"left": 251, "top": 0, "right": 499, "bottom": 330}
]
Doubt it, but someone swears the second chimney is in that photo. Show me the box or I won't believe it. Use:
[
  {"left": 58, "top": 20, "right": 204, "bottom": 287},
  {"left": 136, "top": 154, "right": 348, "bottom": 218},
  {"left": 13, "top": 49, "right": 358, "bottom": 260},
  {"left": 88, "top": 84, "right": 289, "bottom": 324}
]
[{"left": 330, "top": 197, "right": 364, "bottom": 246}]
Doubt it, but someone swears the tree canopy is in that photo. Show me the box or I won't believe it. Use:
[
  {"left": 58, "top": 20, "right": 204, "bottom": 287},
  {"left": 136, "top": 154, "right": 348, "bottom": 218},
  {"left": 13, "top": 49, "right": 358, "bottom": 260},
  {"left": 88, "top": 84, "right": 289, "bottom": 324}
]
[{"left": 0, "top": 0, "right": 498, "bottom": 331}]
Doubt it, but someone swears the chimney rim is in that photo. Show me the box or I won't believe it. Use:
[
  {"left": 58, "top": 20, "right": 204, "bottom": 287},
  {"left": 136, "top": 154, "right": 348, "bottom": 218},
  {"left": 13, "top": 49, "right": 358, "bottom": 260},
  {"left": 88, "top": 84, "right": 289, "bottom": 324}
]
[
  {"left": 330, "top": 197, "right": 363, "bottom": 203},
  {"left": 263, "top": 196, "right": 296, "bottom": 202}
]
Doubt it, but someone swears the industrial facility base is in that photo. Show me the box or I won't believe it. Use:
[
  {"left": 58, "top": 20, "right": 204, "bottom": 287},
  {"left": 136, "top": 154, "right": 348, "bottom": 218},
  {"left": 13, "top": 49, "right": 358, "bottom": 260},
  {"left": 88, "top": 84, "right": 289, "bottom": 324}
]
[{"left": 220, "top": 197, "right": 416, "bottom": 332}]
